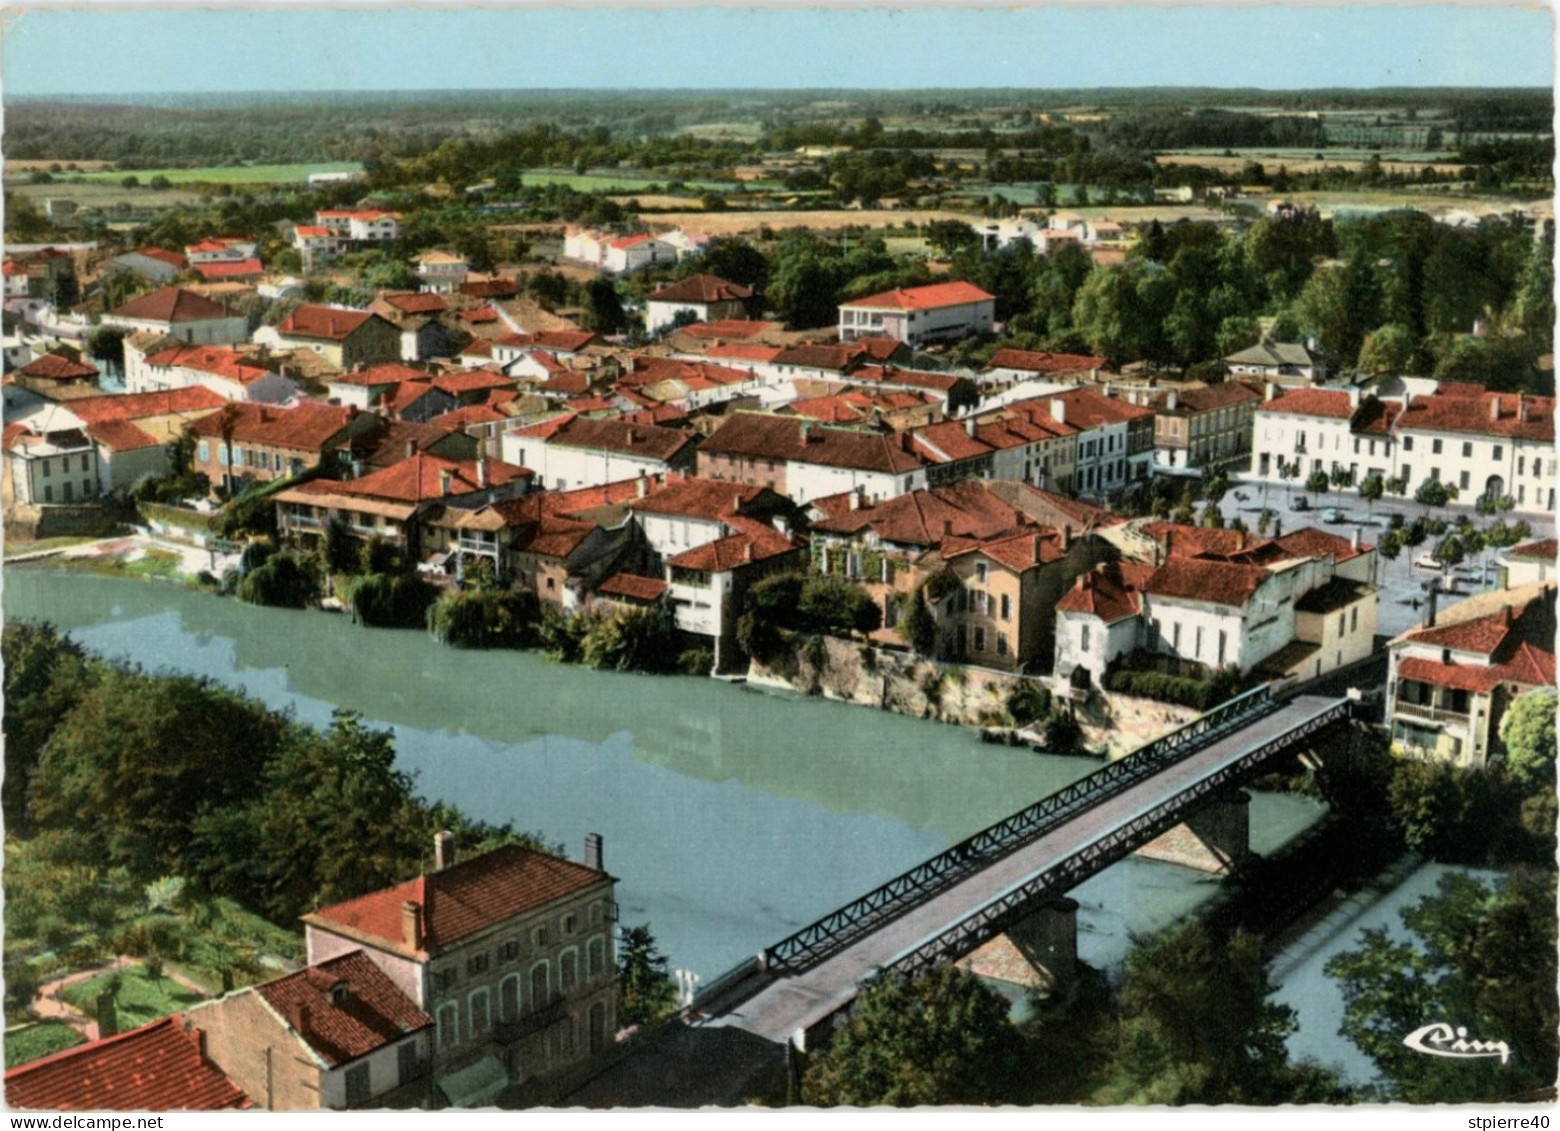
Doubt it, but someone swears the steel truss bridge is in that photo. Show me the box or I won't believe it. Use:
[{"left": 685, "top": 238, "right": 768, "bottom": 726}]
[{"left": 689, "top": 685, "right": 1353, "bottom": 1046}]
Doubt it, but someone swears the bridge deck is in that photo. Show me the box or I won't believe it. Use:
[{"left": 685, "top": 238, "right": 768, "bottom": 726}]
[{"left": 709, "top": 696, "right": 1341, "bottom": 1045}]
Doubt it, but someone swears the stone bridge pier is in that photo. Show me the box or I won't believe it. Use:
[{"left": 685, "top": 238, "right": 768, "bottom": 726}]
[
  {"left": 1136, "top": 788, "right": 1252, "bottom": 874},
  {"left": 958, "top": 897, "right": 1080, "bottom": 1000}
]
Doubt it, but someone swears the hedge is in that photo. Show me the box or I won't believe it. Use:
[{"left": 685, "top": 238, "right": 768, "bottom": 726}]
[{"left": 1105, "top": 669, "right": 1219, "bottom": 710}]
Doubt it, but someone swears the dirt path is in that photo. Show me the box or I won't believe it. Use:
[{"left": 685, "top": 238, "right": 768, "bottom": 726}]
[{"left": 29, "top": 957, "right": 210, "bottom": 1043}]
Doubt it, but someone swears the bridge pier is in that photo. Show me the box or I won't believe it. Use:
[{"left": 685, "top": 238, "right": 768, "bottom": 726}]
[
  {"left": 960, "top": 897, "right": 1079, "bottom": 1000},
  {"left": 1137, "top": 789, "right": 1252, "bottom": 874}
]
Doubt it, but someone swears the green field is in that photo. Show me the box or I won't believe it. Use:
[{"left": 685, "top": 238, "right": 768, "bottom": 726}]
[
  {"left": 4, "top": 1022, "right": 85, "bottom": 1069},
  {"left": 76, "top": 162, "right": 362, "bottom": 185},
  {"left": 521, "top": 169, "right": 738, "bottom": 193}
]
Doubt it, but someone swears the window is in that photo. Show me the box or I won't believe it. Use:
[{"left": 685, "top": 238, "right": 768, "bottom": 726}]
[
  {"left": 1081, "top": 624, "right": 1092, "bottom": 652},
  {"left": 1195, "top": 626, "right": 1204, "bottom": 659},
  {"left": 44, "top": 485, "right": 53, "bottom": 503},
  {"left": 1403, "top": 437, "right": 1413, "bottom": 452},
  {"left": 437, "top": 1003, "right": 459, "bottom": 1050},
  {"left": 468, "top": 988, "right": 490, "bottom": 1039},
  {"left": 999, "top": 594, "right": 1011, "bottom": 621},
  {"left": 1337, "top": 613, "right": 1346, "bottom": 636},
  {"left": 467, "top": 953, "right": 489, "bottom": 977},
  {"left": 434, "top": 968, "right": 458, "bottom": 992},
  {"left": 79, "top": 454, "right": 89, "bottom": 473},
  {"left": 1401, "top": 464, "right": 1411, "bottom": 482},
  {"left": 972, "top": 626, "right": 986, "bottom": 652},
  {"left": 499, "top": 975, "right": 520, "bottom": 1022},
  {"left": 561, "top": 950, "right": 578, "bottom": 991},
  {"left": 498, "top": 940, "right": 520, "bottom": 964},
  {"left": 198, "top": 441, "right": 209, "bottom": 463},
  {"left": 1432, "top": 439, "right": 1443, "bottom": 455},
  {"left": 1459, "top": 471, "right": 1470, "bottom": 491},
  {"left": 587, "top": 936, "right": 605, "bottom": 979},
  {"left": 1350, "top": 607, "right": 1358, "bottom": 632},
  {"left": 345, "top": 1063, "right": 371, "bottom": 1106},
  {"left": 397, "top": 1040, "right": 420, "bottom": 1086},
  {"left": 1494, "top": 445, "right": 1503, "bottom": 461},
  {"left": 975, "top": 562, "right": 988, "bottom": 584},
  {"left": 996, "top": 633, "right": 1009, "bottom": 657},
  {"left": 1430, "top": 467, "right": 1440, "bottom": 482},
  {"left": 1462, "top": 441, "right": 1473, "bottom": 458},
  {"left": 40, "top": 458, "right": 51, "bottom": 478},
  {"left": 529, "top": 962, "right": 550, "bottom": 1010},
  {"left": 1172, "top": 623, "right": 1182, "bottom": 652},
  {"left": 564, "top": 913, "right": 578, "bottom": 936},
  {"left": 1519, "top": 456, "right": 1526, "bottom": 475},
  {"left": 1217, "top": 630, "right": 1227, "bottom": 666}
]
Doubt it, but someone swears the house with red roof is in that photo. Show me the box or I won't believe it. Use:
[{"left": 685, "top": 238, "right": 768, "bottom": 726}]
[
  {"left": 996, "top": 389, "right": 1154, "bottom": 496},
  {"left": 1386, "top": 582, "right": 1556, "bottom": 768},
  {"left": 644, "top": 274, "right": 753, "bottom": 333},
  {"left": 188, "top": 402, "right": 383, "bottom": 495},
  {"left": 5, "top": 422, "right": 101, "bottom": 506},
  {"left": 192, "top": 258, "right": 265, "bottom": 284},
  {"left": 499, "top": 412, "right": 697, "bottom": 492},
  {"left": 64, "top": 386, "right": 228, "bottom": 494},
  {"left": 1148, "top": 381, "right": 1265, "bottom": 472},
  {"left": 4, "top": 1016, "right": 249, "bottom": 1111},
  {"left": 258, "top": 305, "right": 402, "bottom": 370},
  {"left": 1501, "top": 538, "right": 1556, "bottom": 587},
  {"left": 8, "top": 350, "right": 99, "bottom": 396},
  {"left": 415, "top": 250, "right": 470, "bottom": 294},
  {"left": 185, "top": 950, "right": 433, "bottom": 1110},
  {"left": 109, "top": 246, "right": 187, "bottom": 285},
  {"left": 138, "top": 343, "right": 298, "bottom": 404},
  {"left": 563, "top": 229, "right": 675, "bottom": 274},
  {"left": 274, "top": 450, "right": 530, "bottom": 562},
  {"left": 809, "top": 480, "right": 1115, "bottom": 670},
  {"left": 1055, "top": 519, "right": 1378, "bottom": 690},
  {"left": 300, "top": 835, "right": 618, "bottom": 1103},
  {"left": 837, "top": 280, "right": 995, "bottom": 347},
  {"left": 983, "top": 347, "right": 1109, "bottom": 388},
  {"left": 102, "top": 285, "right": 249, "bottom": 347},
  {"left": 697, "top": 411, "right": 929, "bottom": 506},
  {"left": 293, "top": 224, "right": 346, "bottom": 272}
]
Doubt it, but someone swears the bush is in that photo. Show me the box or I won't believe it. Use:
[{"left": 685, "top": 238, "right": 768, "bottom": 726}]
[
  {"left": 899, "top": 589, "right": 937, "bottom": 656},
  {"left": 736, "top": 610, "right": 784, "bottom": 664},
  {"left": 350, "top": 573, "right": 439, "bottom": 629},
  {"left": 1042, "top": 708, "right": 1084, "bottom": 754},
  {"left": 429, "top": 588, "right": 541, "bottom": 649},
  {"left": 1105, "top": 669, "right": 1217, "bottom": 710},
  {"left": 236, "top": 552, "right": 319, "bottom": 609},
  {"left": 1007, "top": 679, "right": 1052, "bottom": 726},
  {"left": 677, "top": 647, "right": 714, "bottom": 676},
  {"left": 579, "top": 603, "right": 679, "bottom": 673},
  {"left": 799, "top": 575, "right": 882, "bottom": 636}
]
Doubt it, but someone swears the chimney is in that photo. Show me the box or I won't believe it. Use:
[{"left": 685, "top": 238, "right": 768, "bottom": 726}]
[
  {"left": 943, "top": 519, "right": 954, "bottom": 537},
  {"left": 636, "top": 470, "right": 649, "bottom": 498},
  {"left": 1425, "top": 586, "right": 1438, "bottom": 629},
  {"left": 354, "top": 362, "right": 364, "bottom": 374},
  {"left": 626, "top": 427, "right": 638, "bottom": 444},
  {"left": 848, "top": 491, "right": 861, "bottom": 511},
  {"left": 1033, "top": 532, "right": 1044, "bottom": 560},
  {"left": 1062, "top": 522, "right": 1072, "bottom": 549},
  {"left": 1165, "top": 528, "right": 1174, "bottom": 559},
  {"left": 402, "top": 901, "right": 422, "bottom": 949},
  {"left": 1518, "top": 394, "right": 1528, "bottom": 422},
  {"left": 1490, "top": 397, "right": 1502, "bottom": 422},
  {"left": 1351, "top": 526, "right": 1362, "bottom": 551},
  {"left": 1502, "top": 602, "right": 1515, "bottom": 627},
  {"left": 1049, "top": 399, "right": 1066, "bottom": 424},
  {"left": 1237, "top": 529, "right": 1247, "bottom": 551},
  {"left": 1348, "top": 386, "right": 1360, "bottom": 409},
  {"left": 585, "top": 833, "right": 603, "bottom": 872},
  {"left": 439, "top": 470, "right": 453, "bottom": 496},
  {"left": 287, "top": 1002, "right": 313, "bottom": 1036},
  {"left": 800, "top": 420, "right": 813, "bottom": 444},
  {"left": 1166, "top": 390, "right": 1178, "bottom": 411},
  {"left": 477, "top": 454, "right": 489, "bottom": 489},
  {"left": 743, "top": 542, "right": 754, "bottom": 562},
  {"left": 1265, "top": 381, "right": 1277, "bottom": 403},
  {"left": 405, "top": 439, "right": 417, "bottom": 459},
  {"left": 965, "top": 417, "right": 976, "bottom": 437},
  {"left": 434, "top": 829, "right": 455, "bottom": 870}
]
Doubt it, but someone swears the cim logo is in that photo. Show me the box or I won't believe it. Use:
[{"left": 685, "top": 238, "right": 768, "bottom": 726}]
[{"left": 1403, "top": 1022, "right": 1512, "bottom": 1065}]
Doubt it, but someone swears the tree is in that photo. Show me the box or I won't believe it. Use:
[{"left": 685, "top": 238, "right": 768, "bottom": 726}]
[
  {"left": 799, "top": 576, "right": 882, "bottom": 636},
  {"left": 1498, "top": 688, "right": 1556, "bottom": 793},
  {"left": 802, "top": 965, "right": 1022, "bottom": 1106},
  {"left": 617, "top": 924, "right": 677, "bottom": 1028},
  {"left": 1327, "top": 869, "right": 1557, "bottom": 1103},
  {"left": 693, "top": 238, "right": 769, "bottom": 292},
  {"left": 1305, "top": 469, "right": 1330, "bottom": 498},
  {"left": 1357, "top": 322, "right": 1418, "bottom": 376},
  {"left": 925, "top": 219, "right": 980, "bottom": 257},
  {"left": 2, "top": 622, "right": 95, "bottom": 833},
  {"left": 1359, "top": 473, "right": 1385, "bottom": 515},
  {"left": 1414, "top": 478, "right": 1450, "bottom": 508},
  {"left": 899, "top": 589, "right": 937, "bottom": 656},
  {"left": 583, "top": 277, "right": 627, "bottom": 334}
]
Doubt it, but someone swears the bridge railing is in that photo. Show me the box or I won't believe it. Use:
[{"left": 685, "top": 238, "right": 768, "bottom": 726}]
[
  {"left": 865, "top": 694, "right": 1353, "bottom": 985},
  {"left": 759, "top": 683, "right": 1278, "bottom": 975}
]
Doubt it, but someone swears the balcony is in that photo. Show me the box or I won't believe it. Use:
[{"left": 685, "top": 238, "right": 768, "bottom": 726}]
[
  {"left": 494, "top": 996, "right": 568, "bottom": 1044},
  {"left": 1392, "top": 696, "right": 1471, "bottom": 727}
]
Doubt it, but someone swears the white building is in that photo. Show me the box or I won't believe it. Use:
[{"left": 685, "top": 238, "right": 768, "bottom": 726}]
[
  {"left": 100, "top": 286, "right": 249, "bottom": 347},
  {"left": 6, "top": 424, "right": 100, "bottom": 505},
  {"left": 838, "top": 281, "right": 996, "bottom": 347},
  {"left": 415, "top": 250, "right": 469, "bottom": 294},
  {"left": 696, "top": 412, "right": 931, "bottom": 507},
  {"left": 602, "top": 234, "right": 676, "bottom": 274},
  {"left": 499, "top": 413, "right": 696, "bottom": 492},
  {"left": 1225, "top": 338, "right": 1328, "bottom": 385},
  {"left": 643, "top": 274, "right": 753, "bottom": 334}
]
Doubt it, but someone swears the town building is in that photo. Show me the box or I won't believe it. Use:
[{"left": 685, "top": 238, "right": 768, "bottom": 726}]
[
  {"left": 1224, "top": 338, "right": 1328, "bottom": 385},
  {"left": 258, "top": 306, "right": 402, "bottom": 371},
  {"left": 64, "top": 387, "right": 227, "bottom": 494},
  {"left": 1501, "top": 538, "right": 1557, "bottom": 588},
  {"left": 136, "top": 344, "right": 298, "bottom": 403},
  {"left": 500, "top": 413, "right": 696, "bottom": 492},
  {"left": 300, "top": 836, "right": 619, "bottom": 1103},
  {"left": 416, "top": 250, "right": 470, "bottom": 294},
  {"left": 108, "top": 246, "right": 187, "bottom": 285},
  {"left": 5, "top": 423, "right": 100, "bottom": 506},
  {"left": 187, "top": 951, "right": 434, "bottom": 1110},
  {"left": 1385, "top": 582, "right": 1556, "bottom": 768},
  {"left": 981, "top": 347, "right": 1108, "bottom": 388},
  {"left": 7, "top": 351, "right": 99, "bottom": 397},
  {"left": 1149, "top": 381, "right": 1264, "bottom": 472},
  {"left": 697, "top": 412, "right": 929, "bottom": 505},
  {"left": 837, "top": 281, "right": 995, "bottom": 347},
  {"left": 189, "top": 402, "right": 384, "bottom": 495},
  {"left": 4, "top": 1018, "right": 249, "bottom": 1111},
  {"left": 101, "top": 286, "right": 249, "bottom": 346},
  {"left": 643, "top": 274, "right": 753, "bottom": 334}
]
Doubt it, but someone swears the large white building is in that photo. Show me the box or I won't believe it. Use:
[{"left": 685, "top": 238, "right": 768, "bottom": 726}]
[
  {"left": 837, "top": 281, "right": 995, "bottom": 347},
  {"left": 499, "top": 413, "right": 696, "bottom": 491}
]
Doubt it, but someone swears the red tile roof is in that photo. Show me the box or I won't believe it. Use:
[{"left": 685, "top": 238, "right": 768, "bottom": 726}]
[
  {"left": 67, "top": 386, "right": 226, "bottom": 424},
  {"left": 254, "top": 951, "right": 432, "bottom": 1068},
  {"left": 145, "top": 344, "right": 274, "bottom": 387},
  {"left": 649, "top": 274, "right": 753, "bottom": 305},
  {"left": 1144, "top": 557, "right": 1272, "bottom": 607},
  {"left": 1056, "top": 560, "right": 1155, "bottom": 624},
  {"left": 431, "top": 404, "right": 507, "bottom": 429},
  {"left": 138, "top": 246, "right": 188, "bottom": 269},
  {"left": 86, "top": 418, "right": 161, "bottom": 453},
  {"left": 188, "top": 402, "right": 363, "bottom": 451},
  {"left": 608, "top": 233, "right": 660, "bottom": 249},
  {"left": 1150, "top": 381, "right": 1263, "bottom": 414},
  {"left": 708, "top": 343, "right": 785, "bottom": 363},
  {"left": 109, "top": 286, "right": 235, "bottom": 324},
  {"left": 1397, "top": 391, "right": 1553, "bottom": 442},
  {"left": 380, "top": 292, "right": 448, "bottom": 315},
  {"left": 294, "top": 225, "right": 332, "bottom": 239},
  {"left": 302, "top": 452, "right": 528, "bottom": 504},
  {"left": 276, "top": 306, "right": 379, "bottom": 342},
  {"left": 987, "top": 347, "right": 1107, "bottom": 375},
  {"left": 848, "top": 365, "right": 963, "bottom": 395},
  {"left": 1257, "top": 388, "right": 1354, "bottom": 420},
  {"left": 515, "top": 413, "right": 693, "bottom": 461},
  {"left": 853, "top": 337, "right": 907, "bottom": 362},
  {"left": 597, "top": 573, "right": 670, "bottom": 602},
  {"left": 1033, "top": 387, "right": 1152, "bottom": 428},
  {"left": 941, "top": 526, "right": 1062, "bottom": 573},
  {"left": 194, "top": 258, "right": 264, "bottom": 281},
  {"left": 629, "top": 476, "right": 774, "bottom": 521},
  {"left": 432, "top": 369, "right": 518, "bottom": 397},
  {"left": 4, "top": 1018, "right": 248, "bottom": 1111},
  {"left": 460, "top": 278, "right": 520, "bottom": 300},
  {"left": 331, "top": 362, "right": 429, "bottom": 387},
  {"left": 1509, "top": 538, "right": 1558, "bottom": 561},
  {"left": 458, "top": 305, "right": 500, "bottom": 324},
  {"left": 699, "top": 412, "right": 925, "bottom": 475},
  {"left": 1398, "top": 647, "right": 1556, "bottom": 695},
  {"left": 771, "top": 343, "right": 867, "bottom": 372},
  {"left": 305, "top": 844, "right": 609, "bottom": 958},
  {"left": 843, "top": 280, "right": 995, "bottom": 311},
  {"left": 15, "top": 352, "right": 99, "bottom": 382},
  {"left": 667, "top": 520, "right": 800, "bottom": 572}
]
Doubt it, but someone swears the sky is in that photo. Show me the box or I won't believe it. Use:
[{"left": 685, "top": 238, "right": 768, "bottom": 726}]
[{"left": 0, "top": 3, "right": 1553, "bottom": 97}]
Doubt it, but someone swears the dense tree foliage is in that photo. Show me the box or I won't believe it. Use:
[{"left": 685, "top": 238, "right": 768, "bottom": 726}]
[{"left": 616, "top": 924, "right": 679, "bottom": 1028}]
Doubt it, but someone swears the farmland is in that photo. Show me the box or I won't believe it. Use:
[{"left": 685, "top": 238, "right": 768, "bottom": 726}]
[
  {"left": 72, "top": 161, "right": 363, "bottom": 185},
  {"left": 519, "top": 169, "right": 743, "bottom": 193}
]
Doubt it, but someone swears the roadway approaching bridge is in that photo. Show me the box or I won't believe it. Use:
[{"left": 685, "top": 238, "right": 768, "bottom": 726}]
[{"left": 690, "top": 685, "right": 1353, "bottom": 1050}]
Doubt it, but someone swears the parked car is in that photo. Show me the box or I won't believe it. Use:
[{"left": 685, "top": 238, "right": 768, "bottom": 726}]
[
  {"left": 1321, "top": 507, "right": 1345, "bottom": 523},
  {"left": 1289, "top": 495, "right": 1310, "bottom": 511},
  {"left": 1413, "top": 552, "right": 1441, "bottom": 570}
]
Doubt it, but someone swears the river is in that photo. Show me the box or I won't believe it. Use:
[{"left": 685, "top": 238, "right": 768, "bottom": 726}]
[{"left": 7, "top": 567, "right": 1434, "bottom": 1085}]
